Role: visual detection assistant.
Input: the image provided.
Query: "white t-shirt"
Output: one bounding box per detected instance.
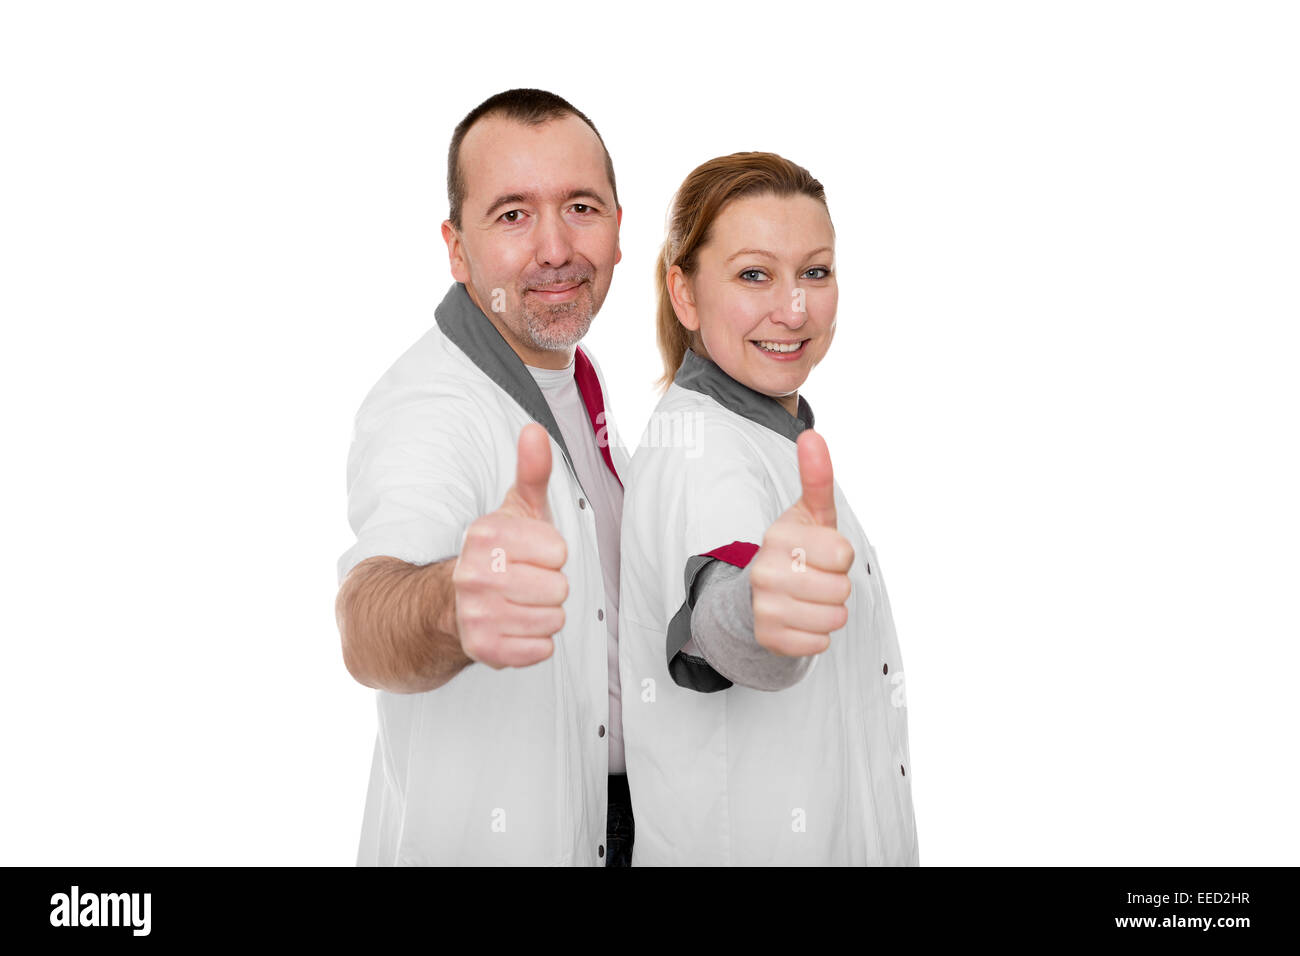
[525,359,626,773]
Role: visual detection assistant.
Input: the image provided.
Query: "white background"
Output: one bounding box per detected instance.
[2,0,1296,865]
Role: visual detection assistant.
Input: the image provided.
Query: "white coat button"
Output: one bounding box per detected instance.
[578,497,587,509]
[598,724,606,738]
[883,662,888,675]
[900,763,906,776]
[598,844,605,858]
[597,608,604,621]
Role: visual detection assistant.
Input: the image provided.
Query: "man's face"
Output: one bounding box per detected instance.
[444,113,622,368]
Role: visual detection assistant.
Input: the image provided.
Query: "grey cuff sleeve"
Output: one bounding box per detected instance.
[688,561,817,692]
[665,554,734,692]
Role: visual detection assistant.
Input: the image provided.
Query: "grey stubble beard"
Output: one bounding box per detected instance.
[520,283,595,351]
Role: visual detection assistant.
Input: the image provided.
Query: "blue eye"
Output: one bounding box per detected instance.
[739,269,767,282]
[805,267,831,279]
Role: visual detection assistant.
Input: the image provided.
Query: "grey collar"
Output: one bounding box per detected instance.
[673,347,815,442]
[434,281,581,487]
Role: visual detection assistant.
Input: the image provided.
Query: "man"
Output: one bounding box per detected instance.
[334,88,632,865]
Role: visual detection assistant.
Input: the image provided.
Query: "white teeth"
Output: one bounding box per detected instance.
[755,340,803,353]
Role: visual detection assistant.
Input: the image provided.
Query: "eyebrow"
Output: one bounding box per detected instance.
[482,188,609,222]
[725,246,834,263]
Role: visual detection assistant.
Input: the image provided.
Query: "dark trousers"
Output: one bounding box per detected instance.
[606,773,634,866]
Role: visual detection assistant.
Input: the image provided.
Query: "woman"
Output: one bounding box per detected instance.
[619,152,919,865]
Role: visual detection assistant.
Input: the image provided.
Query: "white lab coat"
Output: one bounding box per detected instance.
[338,281,628,865]
[619,348,920,865]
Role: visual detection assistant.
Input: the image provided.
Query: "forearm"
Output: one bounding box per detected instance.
[336,555,472,694]
[689,561,816,692]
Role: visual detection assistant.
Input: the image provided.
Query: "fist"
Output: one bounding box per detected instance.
[452,423,569,668]
[749,429,854,657]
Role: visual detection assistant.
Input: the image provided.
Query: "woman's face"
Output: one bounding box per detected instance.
[669,192,837,409]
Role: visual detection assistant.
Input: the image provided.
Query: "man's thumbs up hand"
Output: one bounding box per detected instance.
[452,424,569,669]
[498,422,555,523]
[749,429,855,657]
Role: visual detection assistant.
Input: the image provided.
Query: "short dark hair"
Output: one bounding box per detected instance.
[446,88,619,231]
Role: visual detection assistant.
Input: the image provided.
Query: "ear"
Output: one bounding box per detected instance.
[443,220,469,284]
[614,206,623,266]
[666,264,699,332]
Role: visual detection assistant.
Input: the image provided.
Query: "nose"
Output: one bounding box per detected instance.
[768,277,809,330]
[533,208,575,269]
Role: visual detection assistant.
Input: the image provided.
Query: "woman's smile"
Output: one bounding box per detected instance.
[750,337,810,360]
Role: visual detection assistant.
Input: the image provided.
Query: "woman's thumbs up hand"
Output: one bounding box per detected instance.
[793,427,839,529]
[749,429,854,657]
[452,424,569,669]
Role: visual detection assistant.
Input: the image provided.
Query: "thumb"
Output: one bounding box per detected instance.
[796,429,837,528]
[509,423,553,521]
